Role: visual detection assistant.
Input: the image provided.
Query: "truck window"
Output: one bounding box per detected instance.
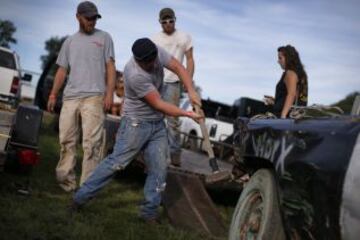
[0,50,16,70]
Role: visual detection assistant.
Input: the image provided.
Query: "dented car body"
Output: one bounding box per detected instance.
[231,116,360,239]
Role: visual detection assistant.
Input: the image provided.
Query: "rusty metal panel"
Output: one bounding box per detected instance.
[171,149,232,176]
[163,171,227,237]
[0,111,14,151]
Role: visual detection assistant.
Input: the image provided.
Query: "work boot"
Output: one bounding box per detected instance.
[140,217,161,225]
[170,152,181,167]
[58,181,76,193]
[146,218,161,225]
[68,201,81,217]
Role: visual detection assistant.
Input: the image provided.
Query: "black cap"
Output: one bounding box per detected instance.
[159,8,175,20]
[77,1,102,18]
[132,38,158,62]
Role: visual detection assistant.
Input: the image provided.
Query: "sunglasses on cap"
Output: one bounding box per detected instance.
[160,18,175,25]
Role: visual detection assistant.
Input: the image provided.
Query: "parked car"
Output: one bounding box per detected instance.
[178,97,267,153]
[0,46,32,108]
[179,98,234,151]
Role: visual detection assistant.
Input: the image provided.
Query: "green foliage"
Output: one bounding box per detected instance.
[0,113,226,240]
[0,19,17,48]
[332,91,359,114]
[40,36,67,75]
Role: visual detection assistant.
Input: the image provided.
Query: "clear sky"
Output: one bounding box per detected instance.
[1,0,359,104]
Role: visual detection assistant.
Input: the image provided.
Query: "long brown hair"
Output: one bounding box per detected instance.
[278,45,308,104]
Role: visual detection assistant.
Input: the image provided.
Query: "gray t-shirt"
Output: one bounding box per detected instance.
[56,29,115,100]
[123,46,172,120]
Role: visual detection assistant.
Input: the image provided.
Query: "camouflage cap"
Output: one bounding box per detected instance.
[159,8,175,20]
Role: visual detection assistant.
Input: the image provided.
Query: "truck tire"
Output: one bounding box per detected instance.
[229,169,285,240]
[184,132,198,151]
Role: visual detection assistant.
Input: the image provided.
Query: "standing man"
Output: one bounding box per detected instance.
[47,1,116,192]
[152,8,195,167]
[72,38,201,223]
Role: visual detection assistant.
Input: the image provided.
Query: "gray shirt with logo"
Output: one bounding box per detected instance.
[123,46,172,121]
[56,29,115,100]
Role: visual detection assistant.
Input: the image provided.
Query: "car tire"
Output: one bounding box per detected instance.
[229,168,286,240]
[184,132,198,151]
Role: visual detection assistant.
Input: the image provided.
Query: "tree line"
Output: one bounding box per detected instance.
[1,19,66,75]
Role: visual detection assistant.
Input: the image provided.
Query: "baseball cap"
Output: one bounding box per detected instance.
[77,1,102,19]
[159,8,175,20]
[132,38,158,62]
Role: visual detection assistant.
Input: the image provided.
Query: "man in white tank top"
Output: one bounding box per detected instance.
[152,8,195,167]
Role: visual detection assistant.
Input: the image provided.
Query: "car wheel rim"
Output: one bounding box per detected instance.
[239,190,263,240]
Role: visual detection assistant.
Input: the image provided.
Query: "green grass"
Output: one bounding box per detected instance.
[0,113,234,240]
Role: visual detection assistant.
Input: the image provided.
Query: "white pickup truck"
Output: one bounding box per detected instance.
[0,47,31,108]
[178,98,233,151]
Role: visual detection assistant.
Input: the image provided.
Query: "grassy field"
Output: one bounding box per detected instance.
[0,113,234,240]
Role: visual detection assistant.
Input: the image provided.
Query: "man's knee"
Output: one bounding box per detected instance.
[155,181,166,193]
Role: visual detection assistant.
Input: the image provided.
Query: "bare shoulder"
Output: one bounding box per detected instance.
[285,70,298,82]
[285,70,297,77]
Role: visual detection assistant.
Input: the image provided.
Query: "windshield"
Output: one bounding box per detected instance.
[0,49,16,70]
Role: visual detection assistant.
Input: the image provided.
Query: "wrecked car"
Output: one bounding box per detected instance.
[228,113,360,240]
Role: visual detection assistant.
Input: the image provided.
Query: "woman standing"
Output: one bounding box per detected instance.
[265,45,308,118]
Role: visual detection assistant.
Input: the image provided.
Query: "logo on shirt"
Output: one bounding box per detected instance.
[92,41,104,47]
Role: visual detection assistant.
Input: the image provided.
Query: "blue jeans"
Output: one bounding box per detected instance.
[162,82,181,156]
[73,116,168,220]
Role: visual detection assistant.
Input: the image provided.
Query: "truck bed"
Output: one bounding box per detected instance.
[169,149,233,177]
[0,110,14,171]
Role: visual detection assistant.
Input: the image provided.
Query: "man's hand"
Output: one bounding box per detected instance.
[47,94,57,113]
[186,111,203,123]
[104,93,113,111]
[47,67,67,113]
[189,104,205,124]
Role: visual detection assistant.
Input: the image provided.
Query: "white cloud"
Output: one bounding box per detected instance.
[0,0,359,105]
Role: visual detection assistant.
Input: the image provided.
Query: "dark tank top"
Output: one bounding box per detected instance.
[273,71,308,116]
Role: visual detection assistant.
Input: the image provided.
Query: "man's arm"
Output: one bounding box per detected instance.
[47,66,68,112]
[166,57,201,106]
[104,59,116,111]
[144,90,201,120]
[185,47,194,79]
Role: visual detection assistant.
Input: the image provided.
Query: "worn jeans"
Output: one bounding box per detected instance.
[56,96,105,192]
[73,116,168,220]
[162,82,181,158]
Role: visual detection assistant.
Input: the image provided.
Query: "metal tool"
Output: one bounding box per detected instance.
[194,105,232,184]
